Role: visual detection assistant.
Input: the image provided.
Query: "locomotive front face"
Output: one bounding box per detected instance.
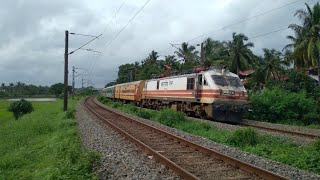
[203,71,249,123]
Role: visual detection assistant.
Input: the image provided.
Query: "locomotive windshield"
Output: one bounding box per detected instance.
[226,76,242,87]
[211,75,228,86]
[211,75,242,87]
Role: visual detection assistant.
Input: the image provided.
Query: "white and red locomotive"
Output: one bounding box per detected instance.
[102,67,249,123]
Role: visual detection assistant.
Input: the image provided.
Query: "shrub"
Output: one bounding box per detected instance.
[227,128,259,147]
[247,88,319,125]
[97,96,110,105]
[126,104,138,112]
[312,139,320,151]
[157,109,186,127]
[65,109,76,119]
[8,99,34,119]
[112,102,122,108]
[136,109,152,119]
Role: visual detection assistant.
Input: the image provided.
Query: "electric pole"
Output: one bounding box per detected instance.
[72,66,75,99]
[82,77,84,88]
[63,31,100,111]
[63,30,69,111]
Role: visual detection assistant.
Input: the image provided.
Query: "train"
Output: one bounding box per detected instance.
[101,67,249,123]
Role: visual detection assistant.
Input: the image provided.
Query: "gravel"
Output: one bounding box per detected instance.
[94,98,320,180]
[76,100,180,180]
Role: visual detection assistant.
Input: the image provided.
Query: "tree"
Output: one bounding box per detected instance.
[226,33,254,75]
[291,2,320,85]
[261,48,286,81]
[8,99,34,119]
[105,81,116,87]
[202,38,229,67]
[50,83,71,97]
[140,50,163,79]
[285,23,308,69]
[174,42,199,63]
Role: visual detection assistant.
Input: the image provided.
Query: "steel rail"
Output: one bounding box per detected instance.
[85,97,287,180]
[84,97,198,179]
[241,123,319,139]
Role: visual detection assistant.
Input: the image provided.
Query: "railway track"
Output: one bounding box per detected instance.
[84,97,287,180]
[241,122,320,139]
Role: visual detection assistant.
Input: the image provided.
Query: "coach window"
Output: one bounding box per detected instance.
[187,78,195,90]
[157,80,160,90]
[198,75,203,85]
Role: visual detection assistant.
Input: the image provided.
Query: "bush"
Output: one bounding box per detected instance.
[8,99,34,119]
[157,109,186,127]
[227,128,259,147]
[136,109,152,119]
[126,104,138,112]
[65,109,76,119]
[112,102,122,108]
[247,88,319,125]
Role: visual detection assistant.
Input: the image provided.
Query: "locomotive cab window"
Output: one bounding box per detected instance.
[187,78,195,90]
[198,75,202,85]
[212,75,228,86]
[226,76,242,87]
[157,80,160,90]
[204,78,208,86]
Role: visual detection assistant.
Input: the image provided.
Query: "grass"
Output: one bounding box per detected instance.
[0,99,98,179]
[97,96,320,175]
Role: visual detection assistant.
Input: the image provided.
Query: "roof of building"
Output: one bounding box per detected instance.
[239,70,255,76]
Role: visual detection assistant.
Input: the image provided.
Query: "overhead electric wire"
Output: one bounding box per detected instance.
[101,0,128,34]
[186,0,306,42]
[88,0,152,81]
[69,0,128,56]
[248,27,290,40]
[80,0,128,84]
[105,0,152,48]
[69,34,102,55]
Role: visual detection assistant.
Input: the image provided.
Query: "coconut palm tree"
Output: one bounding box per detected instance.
[225,32,254,75]
[261,48,286,81]
[291,2,320,85]
[174,42,199,63]
[202,38,229,67]
[285,23,309,69]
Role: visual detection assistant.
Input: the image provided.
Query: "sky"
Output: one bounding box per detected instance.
[0,0,317,88]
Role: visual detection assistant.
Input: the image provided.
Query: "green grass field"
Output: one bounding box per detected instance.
[98,96,320,175]
[0,99,98,179]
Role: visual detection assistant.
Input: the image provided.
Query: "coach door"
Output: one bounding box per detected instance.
[187,77,197,99]
[196,74,203,99]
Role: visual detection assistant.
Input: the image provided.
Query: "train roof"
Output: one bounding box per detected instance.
[146,69,238,81]
[113,80,145,87]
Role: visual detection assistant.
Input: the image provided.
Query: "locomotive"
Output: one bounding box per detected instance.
[101,67,249,123]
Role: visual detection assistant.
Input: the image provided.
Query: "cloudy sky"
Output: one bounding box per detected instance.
[0,0,317,87]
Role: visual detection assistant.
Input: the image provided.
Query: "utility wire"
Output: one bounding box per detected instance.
[80,0,128,85]
[105,0,151,48]
[186,0,306,42]
[88,0,152,82]
[69,34,102,55]
[101,0,128,34]
[249,27,290,40]
[69,0,128,55]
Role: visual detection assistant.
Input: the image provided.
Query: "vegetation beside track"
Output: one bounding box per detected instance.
[98,96,320,175]
[0,99,98,179]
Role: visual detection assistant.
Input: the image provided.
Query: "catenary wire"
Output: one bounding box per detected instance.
[186,0,307,42]
[88,0,152,82]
